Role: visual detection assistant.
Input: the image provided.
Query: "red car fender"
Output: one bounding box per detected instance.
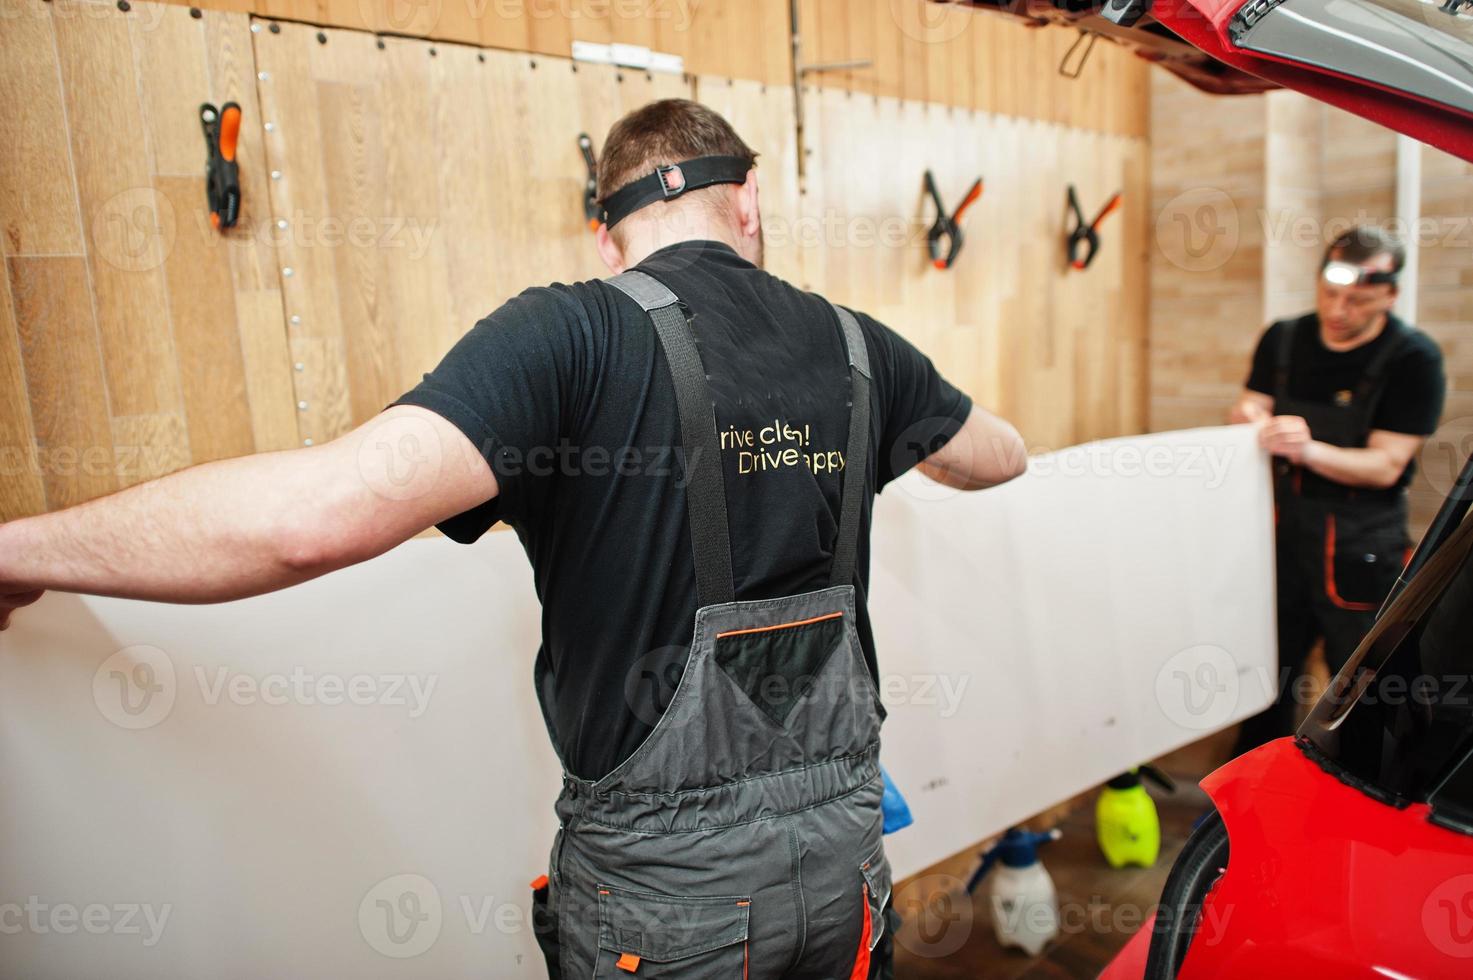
[1100,737,1473,978]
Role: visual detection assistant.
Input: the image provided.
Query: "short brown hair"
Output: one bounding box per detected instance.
[597,99,757,239]
[1324,225,1406,275]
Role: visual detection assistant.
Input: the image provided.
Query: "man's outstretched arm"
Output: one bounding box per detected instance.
[916,403,1027,491]
[0,405,498,627]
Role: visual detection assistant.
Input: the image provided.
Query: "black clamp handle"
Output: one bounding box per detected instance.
[578,133,600,232]
[1066,184,1122,271]
[925,170,984,271]
[200,102,241,230]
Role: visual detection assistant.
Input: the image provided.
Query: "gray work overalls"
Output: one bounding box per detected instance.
[528,270,893,979]
[1235,315,1415,752]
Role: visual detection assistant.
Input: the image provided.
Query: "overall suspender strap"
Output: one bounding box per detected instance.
[605,271,874,605]
[827,302,872,591]
[606,270,736,607]
[1351,320,1412,434]
[1274,318,1298,404]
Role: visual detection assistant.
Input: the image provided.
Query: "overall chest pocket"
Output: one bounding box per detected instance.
[594,884,750,978]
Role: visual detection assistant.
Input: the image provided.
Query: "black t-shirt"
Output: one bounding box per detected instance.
[1245,312,1445,487]
[390,239,973,780]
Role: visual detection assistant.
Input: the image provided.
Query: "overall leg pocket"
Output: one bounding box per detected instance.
[530,874,562,979]
[859,838,893,951]
[847,836,895,979]
[593,884,751,978]
[1323,511,1407,610]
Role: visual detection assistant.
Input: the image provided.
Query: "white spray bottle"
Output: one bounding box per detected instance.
[965,827,1063,956]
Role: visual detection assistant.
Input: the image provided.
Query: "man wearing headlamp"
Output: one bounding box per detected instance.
[1229,226,1446,752]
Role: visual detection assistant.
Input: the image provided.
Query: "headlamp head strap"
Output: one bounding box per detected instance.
[599,155,752,229]
[1321,259,1398,288]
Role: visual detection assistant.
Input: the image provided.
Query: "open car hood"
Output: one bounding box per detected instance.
[952,0,1473,160]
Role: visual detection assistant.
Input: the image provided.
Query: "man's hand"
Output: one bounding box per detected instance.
[1230,390,1273,425]
[0,588,45,631]
[1259,415,1313,463]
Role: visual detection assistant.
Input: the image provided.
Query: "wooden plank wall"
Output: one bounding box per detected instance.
[1,0,1151,521]
[147,0,1149,137]
[251,21,690,444]
[797,0,1150,138]
[801,89,1149,448]
[1149,71,1473,532]
[0,0,298,521]
[1147,71,1268,434]
[1415,145,1473,527]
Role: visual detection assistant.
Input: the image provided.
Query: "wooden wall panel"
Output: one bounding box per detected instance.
[8,257,118,511]
[801,91,1149,449]
[1412,148,1473,529]
[1148,71,1268,433]
[0,0,299,521]
[0,1,83,257]
[692,76,804,288]
[145,0,1145,135]
[799,0,1149,138]
[5,0,1153,530]
[251,21,704,444]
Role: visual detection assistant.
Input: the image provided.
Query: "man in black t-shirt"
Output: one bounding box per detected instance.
[381,100,1027,978]
[0,99,1025,979]
[1229,227,1446,753]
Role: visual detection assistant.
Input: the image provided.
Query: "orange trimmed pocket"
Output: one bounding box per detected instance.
[1323,513,1401,611]
[592,884,750,978]
[713,610,848,727]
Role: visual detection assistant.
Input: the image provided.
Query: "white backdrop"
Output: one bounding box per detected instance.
[0,425,1275,977]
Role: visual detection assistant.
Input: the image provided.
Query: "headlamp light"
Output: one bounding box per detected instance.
[1321,260,1398,288]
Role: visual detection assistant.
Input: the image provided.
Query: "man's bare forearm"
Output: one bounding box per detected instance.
[1302,442,1404,490]
[0,450,317,603]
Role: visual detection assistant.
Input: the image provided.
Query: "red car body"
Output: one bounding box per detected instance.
[1100,738,1473,978]
[1101,450,1473,978]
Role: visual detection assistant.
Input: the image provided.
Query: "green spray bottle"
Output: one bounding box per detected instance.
[1095,765,1177,868]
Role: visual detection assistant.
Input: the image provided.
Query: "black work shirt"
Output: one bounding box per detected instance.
[390,239,973,780]
[1245,312,1446,489]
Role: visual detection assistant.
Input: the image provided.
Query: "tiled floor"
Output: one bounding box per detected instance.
[891,732,1234,979]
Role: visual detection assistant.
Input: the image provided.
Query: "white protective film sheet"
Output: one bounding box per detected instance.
[0,425,1274,976]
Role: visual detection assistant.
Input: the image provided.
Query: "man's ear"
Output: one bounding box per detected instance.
[594,223,625,274]
[736,169,760,238]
